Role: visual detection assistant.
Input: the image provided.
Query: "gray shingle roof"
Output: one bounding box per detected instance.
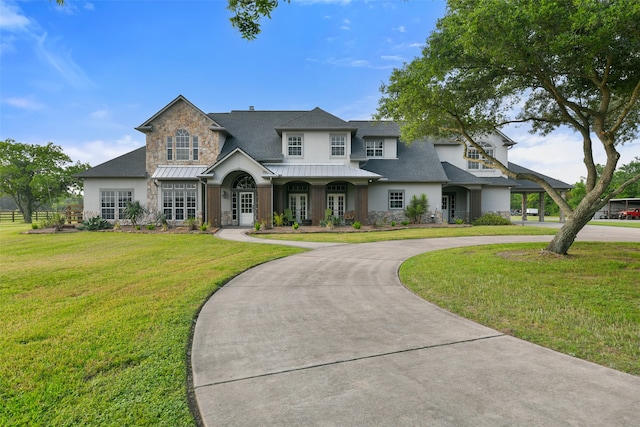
[75,146,146,178]
[508,162,573,191]
[209,110,301,162]
[361,141,448,182]
[440,162,490,185]
[276,107,356,132]
[349,121,400,138]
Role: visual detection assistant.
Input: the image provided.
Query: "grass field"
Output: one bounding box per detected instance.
[252,224,558,243]
[0,224,303,426]
[2,222,638,426]
[401,242,640,376]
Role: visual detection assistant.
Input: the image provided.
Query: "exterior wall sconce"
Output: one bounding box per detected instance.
[223,190,228,198]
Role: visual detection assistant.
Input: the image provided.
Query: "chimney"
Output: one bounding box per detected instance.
[249,106,254,111]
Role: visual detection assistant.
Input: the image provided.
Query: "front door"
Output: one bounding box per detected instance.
[327,194,345,218]
[442,195,450,223]
[239,192,254,226]
[289,194,307,223]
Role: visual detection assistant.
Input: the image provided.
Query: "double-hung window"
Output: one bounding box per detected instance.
[167,129,198,161]
[162,182,197,221]
[330,135,346,157]
[288,135,303,157]
[100,190,132,220]
[467,142,494,170]
[366,140,383,158]
[389,191,404,209]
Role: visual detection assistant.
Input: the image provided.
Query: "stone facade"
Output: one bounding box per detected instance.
[144,99,222,213]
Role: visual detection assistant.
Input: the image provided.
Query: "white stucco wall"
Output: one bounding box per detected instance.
[281,131,351,164]
[368,182,442,213]
[481,186,511,215]
[82,178,148,217]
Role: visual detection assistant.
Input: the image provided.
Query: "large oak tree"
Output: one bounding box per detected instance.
[376,0,640,254]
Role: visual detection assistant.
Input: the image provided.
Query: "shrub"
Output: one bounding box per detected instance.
[292,222,299,230]
[273,212,285,227]
[401,220,410,226]
[352,221,361,229]
[146,224,155,230]
[391,221,396,227]
[78,216,113,231]
[185,217,198,231]
[254,221,261,231]
[472,213,512,226]
[31,223,39,229]
[199,222,209,232]
[404,194,429,224]
[123,201,146,228]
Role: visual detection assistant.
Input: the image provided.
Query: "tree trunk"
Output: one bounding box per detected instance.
[545,210,593,255]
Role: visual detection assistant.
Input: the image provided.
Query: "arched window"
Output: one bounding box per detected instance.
[232,174,256,189]
[166,129,198,161]
[467,142,494,170]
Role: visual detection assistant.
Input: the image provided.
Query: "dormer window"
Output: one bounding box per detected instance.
[167,129,198,161]
[467,142,494,170]
[366,140,383,158]
[330,135,346,157]
[288,135,303,157]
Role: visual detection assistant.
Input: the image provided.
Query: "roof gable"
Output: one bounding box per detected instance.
[135,94,224,133]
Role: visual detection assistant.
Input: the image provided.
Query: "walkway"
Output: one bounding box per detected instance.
[191,225,640,426]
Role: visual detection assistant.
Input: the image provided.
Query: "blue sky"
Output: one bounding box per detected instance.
[1,0,637,184]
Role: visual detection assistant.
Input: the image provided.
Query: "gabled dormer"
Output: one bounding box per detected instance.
[350,121,401,161]
[275,108,358,164]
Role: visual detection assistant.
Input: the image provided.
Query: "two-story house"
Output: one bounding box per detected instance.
[77,95,571,227]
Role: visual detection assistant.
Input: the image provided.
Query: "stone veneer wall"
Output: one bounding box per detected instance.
[144,99,222,215]
[367,210,443,225]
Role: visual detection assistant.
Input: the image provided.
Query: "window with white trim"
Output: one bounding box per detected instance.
[100,190,132,220]
[162,182,197,221]
[330,135,346,157]
[287,135,303,157]
[366,140,383,158]
[167,129,198,161]
[389,191,404,209]
[467,142,494,170]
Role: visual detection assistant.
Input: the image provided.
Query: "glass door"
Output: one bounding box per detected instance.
[327,194,345,218]
[289,194,307,223]
[239,192,254,226]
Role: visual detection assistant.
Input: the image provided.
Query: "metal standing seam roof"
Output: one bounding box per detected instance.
[264,163,381,179]
[151,165,208,179]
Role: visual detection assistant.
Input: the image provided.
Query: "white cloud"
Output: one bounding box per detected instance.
[83,3,95,11]
[0,1,93,87]
[394,25,406,33]
[506,127,640,184]
[90,109,109,119]
[4,96,45,110]
[64,135,143,167]
[0,0,30,32]
[381,55,404,62]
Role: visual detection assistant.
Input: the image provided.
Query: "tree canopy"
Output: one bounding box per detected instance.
[376,0,640,254]
[0,139,90,223]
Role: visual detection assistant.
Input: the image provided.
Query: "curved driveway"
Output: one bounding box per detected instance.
[192,225,640,426]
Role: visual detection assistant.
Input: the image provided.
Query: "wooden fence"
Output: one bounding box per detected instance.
[0,208,83,223]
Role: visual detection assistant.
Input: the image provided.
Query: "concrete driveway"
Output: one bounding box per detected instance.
[191,225,640,426]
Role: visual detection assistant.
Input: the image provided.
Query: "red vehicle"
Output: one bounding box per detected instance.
[619,208,640,220]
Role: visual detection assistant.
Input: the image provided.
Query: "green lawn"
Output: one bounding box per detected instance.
[400,242,640,376]
[0,223,304,426]
[253,224,557,243]
[2,222,638,426]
